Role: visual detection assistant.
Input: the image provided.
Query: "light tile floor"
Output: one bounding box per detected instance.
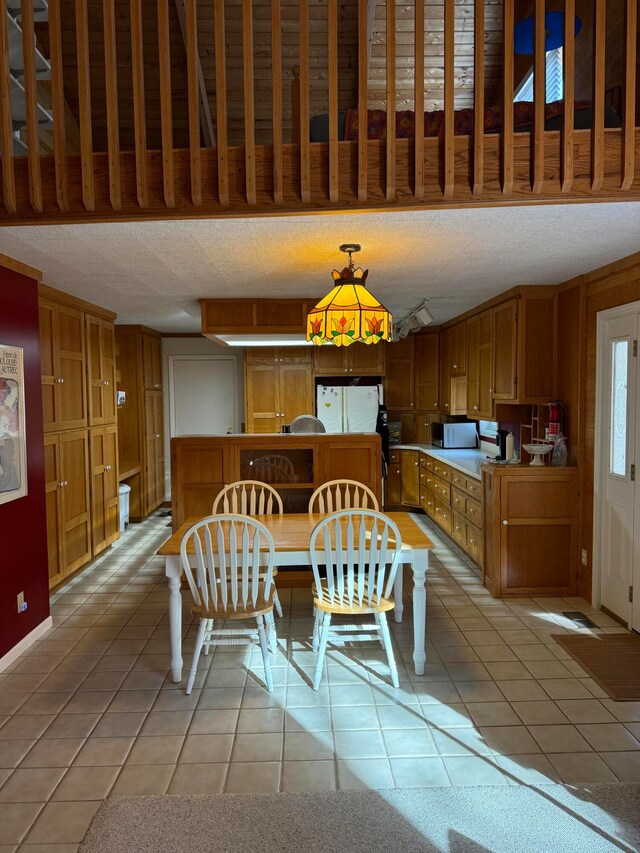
[1,511,639,851]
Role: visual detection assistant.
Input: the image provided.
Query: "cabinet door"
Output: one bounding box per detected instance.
[385,337,415,409]
[492,299,518,401]
[101,321,117,424]
[400,450,420,507]
[388,411,415,444]
[415,334,439,411]
[39,300,58,433]
[245,364,279,433]
[450,322,467,376]
[44,434,64,587]
[385,460,402,506]
[86,314,105,426]
[439,328,451,413]
[143,334,163,389]
[348,342,385,375]
[89,427,108,555]
[152,394,165,507]
[280,346,312,364]
[60,430,91,576]
[313,345,345,375]
[279,364,313,426]
[144,390,164,512]
[246,347,276,364]
[57,305,87,430]
[466,315,480,415]
[414,413,438,444]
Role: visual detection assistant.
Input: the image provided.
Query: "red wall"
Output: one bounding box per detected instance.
[0,266,49,659]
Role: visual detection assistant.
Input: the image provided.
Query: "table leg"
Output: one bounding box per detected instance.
[166,556,183,683]
[393,564,404,623]
[412,551,428,676]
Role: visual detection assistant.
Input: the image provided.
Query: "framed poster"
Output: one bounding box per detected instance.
[0,344,27,505]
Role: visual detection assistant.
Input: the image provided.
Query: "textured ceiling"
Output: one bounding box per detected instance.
[2,203,639,333]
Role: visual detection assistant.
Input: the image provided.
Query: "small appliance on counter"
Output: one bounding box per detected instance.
[495,429,515,461]
[431,421,478,449]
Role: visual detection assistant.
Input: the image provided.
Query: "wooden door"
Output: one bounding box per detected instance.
[439,327,451,413]
[348,342,385,375]
[493,299,518,401]
[152,394,165,507]
[39,299,59,433]
[279,364,313,426]
[57,305,87,430]
[313,345,345,375]
[143,334,163,389]
[245,364,279,433]
[86,314,105,425]
[59,429,91,576]
[415,334,439,411]
[44,434,64,587]
[101,321,117,424]
[400,450,420,506]
[385,337,415,409]
[450,322,467,376]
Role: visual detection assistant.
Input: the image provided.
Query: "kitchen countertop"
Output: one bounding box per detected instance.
[394,444,498,481]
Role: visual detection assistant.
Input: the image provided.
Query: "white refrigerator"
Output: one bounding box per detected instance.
[316,384,382,433]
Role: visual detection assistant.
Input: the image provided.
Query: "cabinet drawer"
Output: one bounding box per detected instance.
[465,478,482,500]
[465,495,482,525]
[433,496,452,534]
[424,456,435,473]
[452,510,466,548]
[431,474,451,503]
[451,471,467,491]
[420,455,430,471]
[451,487,466,514]
[466,522,483,567]
[432,461,452,482]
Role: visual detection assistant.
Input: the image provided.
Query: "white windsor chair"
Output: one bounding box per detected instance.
[309,509,402,690]
[180,514,277,694]
[308,479,379,513]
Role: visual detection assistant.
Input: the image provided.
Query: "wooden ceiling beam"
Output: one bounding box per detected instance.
[174,0,215,148]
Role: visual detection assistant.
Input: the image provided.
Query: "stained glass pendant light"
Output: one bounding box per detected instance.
[306,244,392,347]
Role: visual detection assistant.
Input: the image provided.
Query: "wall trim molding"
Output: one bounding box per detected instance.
[0,616,53,673]
[0,252,42,281]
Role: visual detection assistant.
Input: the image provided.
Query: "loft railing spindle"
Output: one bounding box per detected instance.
[443,0,455,198]
[76,0,94,210]
[299,0,310,203]
[214,0,229,206]
[591,0,606,191]
[242,0,256,204]
[22,0,42,212]
[357,0,368,202]
[473,0,484,195]
[185,0,202,205]
[157,0,175,207]
[561,0,575,192]
[328,0,339,202]
[0,0,15,213]
[271,0,283,203]
[532,0,545,193]
[502,0,514,194]
[414,0,424,200]
[48,0,67,211]
[386,0,396,201]
[103,0,121,210]
[622,0,637,190]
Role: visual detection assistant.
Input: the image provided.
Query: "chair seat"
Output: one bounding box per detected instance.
[312,581,395,615]
[193,585,276,620]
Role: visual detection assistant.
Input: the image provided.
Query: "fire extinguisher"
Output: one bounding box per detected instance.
[546,401,563,440]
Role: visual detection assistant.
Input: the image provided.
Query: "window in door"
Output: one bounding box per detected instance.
[609,339,628,478]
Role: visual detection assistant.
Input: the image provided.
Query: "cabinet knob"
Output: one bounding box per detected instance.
[58,481,64,488]
[469,538,476,545]
[434,403,438,408]
[414,461,418,466]
[502,520,508,526]
[453,363,458,369]
[103,380,110,386]
[155,433,161,438]
[58,377,64,384]
[64,480,68,486]
[396,469,400,474]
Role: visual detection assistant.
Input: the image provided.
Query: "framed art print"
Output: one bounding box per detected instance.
[0,344,28,505]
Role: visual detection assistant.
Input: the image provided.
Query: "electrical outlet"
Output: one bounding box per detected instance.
[16,591,27,614]
[581,549,588,567]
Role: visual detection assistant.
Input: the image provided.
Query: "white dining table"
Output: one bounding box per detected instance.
[158,511,434,683]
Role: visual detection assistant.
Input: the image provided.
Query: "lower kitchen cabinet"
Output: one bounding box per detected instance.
[144,390,165,513]
[90,425,119,556]
[483,466,578,597]
[44,430,92,587]
[400,450,420,507]
[245,362,313,433]
[385,450,402,506]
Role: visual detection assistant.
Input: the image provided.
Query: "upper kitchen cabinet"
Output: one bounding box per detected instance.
[245,362,313,433]
[248,347,312,365]
[449,322,467,376]
[492,291,557,405]
[39,298,87,433]
[438,328,451,414]
[142,333,163,389]
[86,315,117,426]
[467,309,493,419]
[415,334,439,412]
[313,342,385,376]
[385,337,415,409]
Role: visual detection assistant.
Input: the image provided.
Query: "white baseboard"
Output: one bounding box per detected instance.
[0,615,53,673]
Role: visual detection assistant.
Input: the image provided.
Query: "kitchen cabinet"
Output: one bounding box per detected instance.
[142,333,163,389]
[438,327,451,413]
[400,450,420,507]
[492,299,518,402]
[385,337,415,409]
[144,390,165,513]
[385,449,402,506]
[415,334,439,411]
[245,362,313,433]
[248,347,312,365]
[89,425,119,556]
[313,342,385,376]
[116,326,166,519]
[43,430,92,587]
[467,309,493,419]
[414,412,439,445]
[449,322,467,376]
[86,315,117,426]
[39,299,87,433]
[483,465,578,597]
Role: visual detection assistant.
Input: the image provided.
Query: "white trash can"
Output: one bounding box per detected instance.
[119,484,131,533]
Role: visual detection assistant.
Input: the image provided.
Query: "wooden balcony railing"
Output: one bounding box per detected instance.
[0,0,638,225]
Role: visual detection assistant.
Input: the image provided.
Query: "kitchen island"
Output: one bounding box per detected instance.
[170,433,382,532]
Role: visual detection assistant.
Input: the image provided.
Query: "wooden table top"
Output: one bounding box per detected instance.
[158,512,434,556]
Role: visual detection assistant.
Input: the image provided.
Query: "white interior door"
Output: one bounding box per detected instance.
[597,308,639,630]
[169,356,238,437]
